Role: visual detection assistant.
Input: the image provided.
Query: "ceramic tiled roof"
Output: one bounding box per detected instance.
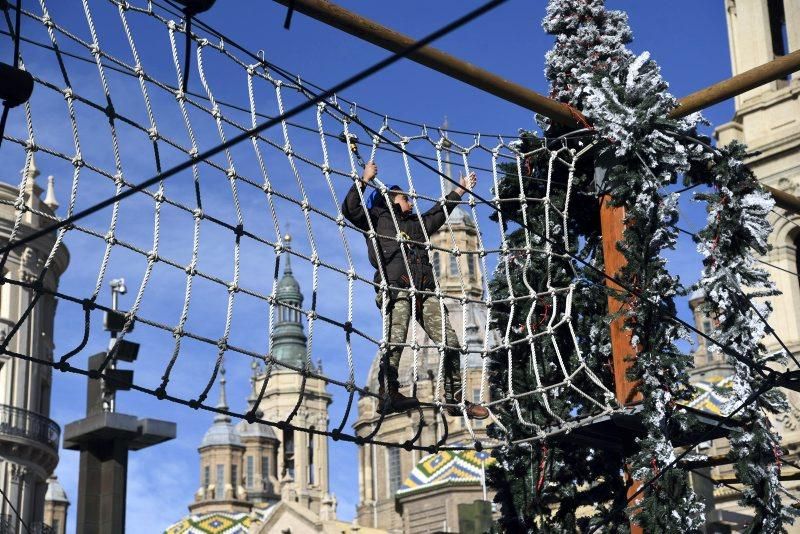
[164,512,252,534]
[397,448,494,497]
[687,374,734,416]
[164,507,274,534]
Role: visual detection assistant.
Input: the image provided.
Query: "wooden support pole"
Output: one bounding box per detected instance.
[599,197,641,406]
[599,195,644,534]
[270,0,585,127]
[670,49,800,119]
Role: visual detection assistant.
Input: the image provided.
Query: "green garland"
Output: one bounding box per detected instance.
[694,142,798,532]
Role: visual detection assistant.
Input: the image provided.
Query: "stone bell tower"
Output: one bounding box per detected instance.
[0,156,69,532]
[715,0,800,360]
[255,235,335,519]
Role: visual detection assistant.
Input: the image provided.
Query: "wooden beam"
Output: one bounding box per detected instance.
[670,49,800,118]
[274,0,800,215]
[272,0,800,127]
[765,185,800,214]
[270,0,586,127]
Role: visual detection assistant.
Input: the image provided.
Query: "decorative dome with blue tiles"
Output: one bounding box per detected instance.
[396,447,494,497]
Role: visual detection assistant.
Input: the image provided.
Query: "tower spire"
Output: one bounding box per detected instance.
[44,175,59,210]
[214,366,230,422]
[247,360,263,416]
[283,233,292,275]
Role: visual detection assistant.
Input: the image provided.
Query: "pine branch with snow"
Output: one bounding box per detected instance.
[694,141,798,533]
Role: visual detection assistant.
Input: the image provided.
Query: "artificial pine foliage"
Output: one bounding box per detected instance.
[487,0,717,531]
[694,142,798,533]
[485,134,626,533]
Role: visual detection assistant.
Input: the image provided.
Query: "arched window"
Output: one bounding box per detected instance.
[449,255,458,276]
[262,455,271,491]
[215,464,224,499]
[432,252,440,277]
[768,0,787,58]
[308,428,315,485]
[284,429,295,478]
[388,448,402,495]
[246,456,254,488]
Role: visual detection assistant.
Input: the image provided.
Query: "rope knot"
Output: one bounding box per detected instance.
[227,282,238,293]
[217,338,228,351]
[147,127,159,141]
[71,155,84,168]
[172,326,184,338]
[104,231,116,245]
[147,250,159,263]
[192,208,203,220]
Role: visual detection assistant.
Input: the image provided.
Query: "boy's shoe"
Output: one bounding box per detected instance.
[445,398,490,420]
[377,389,420,415]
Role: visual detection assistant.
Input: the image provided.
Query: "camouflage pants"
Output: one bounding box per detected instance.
[376,290,462,401]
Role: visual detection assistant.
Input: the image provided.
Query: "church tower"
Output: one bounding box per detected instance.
[715,0,800,359]
[256,235,335,518]
[191,367,251,515]
[0,157,69,532]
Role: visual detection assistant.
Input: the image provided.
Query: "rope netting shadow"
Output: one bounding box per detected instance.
[0,0,624,451]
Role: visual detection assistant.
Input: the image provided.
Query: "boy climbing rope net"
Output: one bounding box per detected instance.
[342,161,489,419]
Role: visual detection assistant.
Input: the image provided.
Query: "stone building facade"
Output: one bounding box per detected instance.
[687,0,800,530]
[0,157,70,533]
[354,156,497,533]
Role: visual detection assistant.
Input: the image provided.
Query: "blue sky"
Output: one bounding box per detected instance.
[0,1,740,531]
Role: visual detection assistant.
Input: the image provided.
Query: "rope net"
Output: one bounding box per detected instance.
[0,0,621,451]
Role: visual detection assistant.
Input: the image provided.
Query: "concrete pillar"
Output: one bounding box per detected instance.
[76,438,129,534]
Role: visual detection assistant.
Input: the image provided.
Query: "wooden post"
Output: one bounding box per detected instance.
[599,195,644,534]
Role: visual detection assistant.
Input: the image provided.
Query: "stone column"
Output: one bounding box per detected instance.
[784,0,800,80]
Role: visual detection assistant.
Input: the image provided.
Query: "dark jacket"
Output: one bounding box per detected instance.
[342,182,461,292]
